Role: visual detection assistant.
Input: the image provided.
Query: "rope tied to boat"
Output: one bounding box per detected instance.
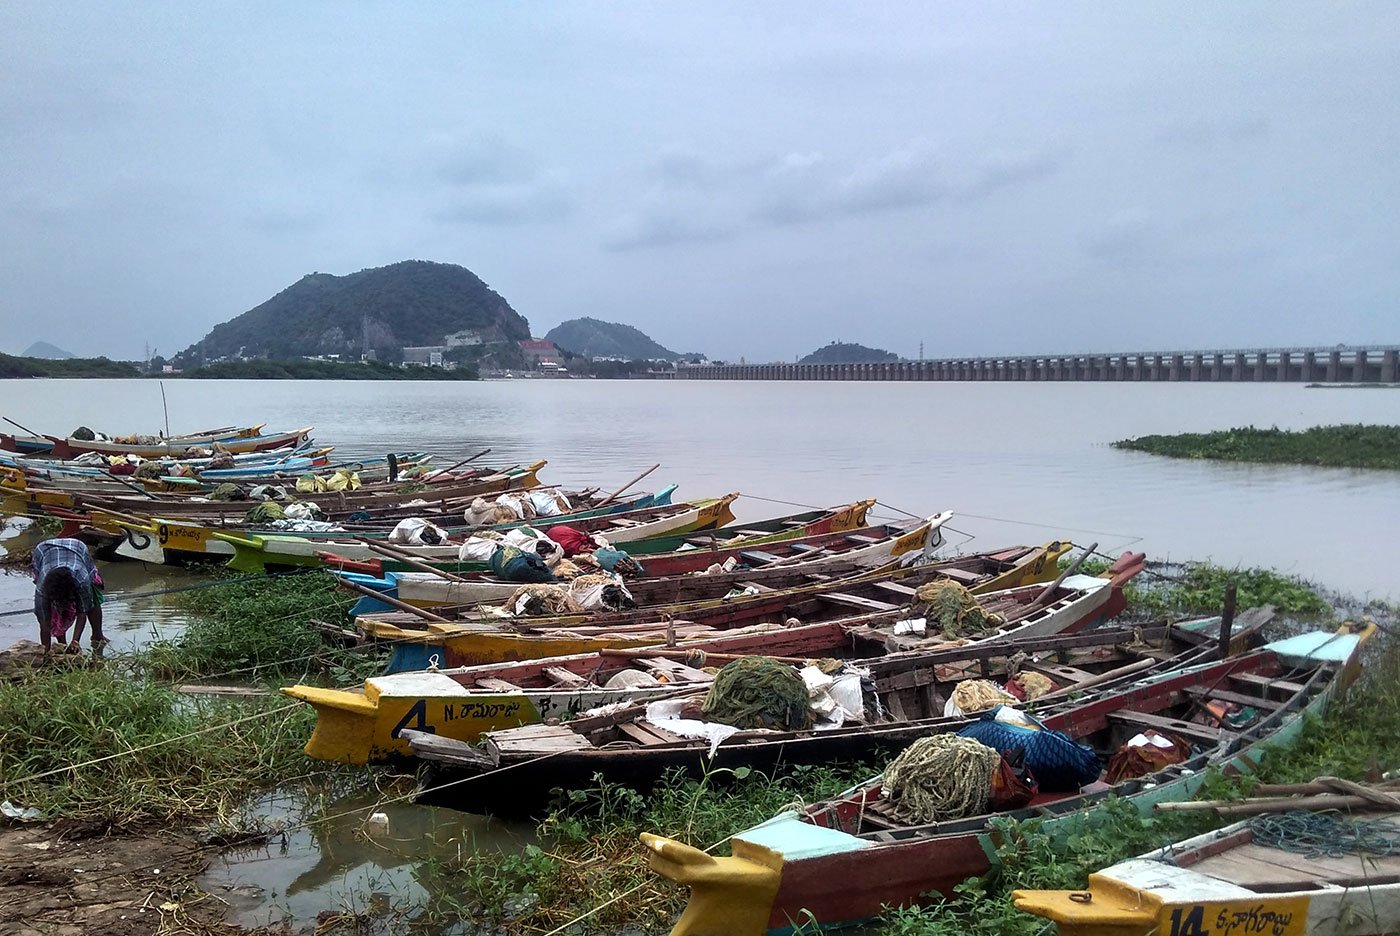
[1250,809,1400,859]
[911,580,1002,638]
[701,656,813,730]
[882,734,1000,823]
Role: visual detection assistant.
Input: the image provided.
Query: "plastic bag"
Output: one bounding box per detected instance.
[387,518,448,546]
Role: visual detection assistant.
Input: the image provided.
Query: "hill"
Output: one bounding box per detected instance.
[799,342,900,364]
[21,341,75,359]
[176,260,531,364]
[545,318,683,361]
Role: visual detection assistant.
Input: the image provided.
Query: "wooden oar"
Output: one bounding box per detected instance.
[596,464,660,507]
[338,578,450,623]
[102,470,159,499]
[354,538,472,584]
[435,448,493,477]
[1029,655,1157,704]
[2,415,45,439]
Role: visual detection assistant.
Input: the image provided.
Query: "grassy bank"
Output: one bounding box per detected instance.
[1112,424,1400,470]
[1068,555,1332,618]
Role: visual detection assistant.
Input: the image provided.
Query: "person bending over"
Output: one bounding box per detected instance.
[32,537,105,657]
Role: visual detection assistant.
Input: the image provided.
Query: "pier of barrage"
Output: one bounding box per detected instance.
[675,346,1400,383]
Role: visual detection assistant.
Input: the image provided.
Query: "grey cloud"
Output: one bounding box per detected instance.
[964,149,1067,199]
[1156,116,1272,147]
[1081,211,1161,263]
[602,207,735,251]
[433,177,574,226]
[433,137,536,187]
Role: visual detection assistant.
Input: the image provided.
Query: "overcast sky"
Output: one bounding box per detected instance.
[2,3,1396,362]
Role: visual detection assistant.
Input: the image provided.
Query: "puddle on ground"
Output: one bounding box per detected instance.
[1,518,202,653]
[200,785,535,932]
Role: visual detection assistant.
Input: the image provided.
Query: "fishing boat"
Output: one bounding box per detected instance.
[365,537,1121,674]
[321,500,884,576]
[1014,806,1400,935]
[340,510,967,616]
[402,563,1159,808]
[290,606,1269,766]
[637,624,1373,936]
[43,425,313,460]
[87,486,693,567]
[0,422,266,455]
[216,494,738,572]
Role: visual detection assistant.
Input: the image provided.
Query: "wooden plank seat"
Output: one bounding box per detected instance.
[638,657,713,683]
[618,722,687,745]
[1106,709,1224,744]
[542,667,590,687]
[1228,673,1306,699]
[843,534,883,545]
[474,677,523,691]
[872,581,919,597]
[484,723,592,756]
[739,549,784,565]
[936,567,984,586]
[788,543,824,552]
[1183,686,1283,710]
[820,592,901,613]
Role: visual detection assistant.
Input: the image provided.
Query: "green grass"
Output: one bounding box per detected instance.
[1067,555,1331,618]
[145,570,368,682]
[1113,424,1400,470]
[0,663,316,823]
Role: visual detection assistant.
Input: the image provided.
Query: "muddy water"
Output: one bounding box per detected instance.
[200,786,532,931]
[0,519,199,653]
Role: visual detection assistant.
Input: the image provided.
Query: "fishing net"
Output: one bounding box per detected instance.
[1012,671,1055,700]
[881,735,1000,823]
[701,656,813,731]
[209,483,245,502]
[134,461,165,480]
[949,679,1016,715]
[245,502,285,523]
[506,583,582,616]
[912,580,1002,638]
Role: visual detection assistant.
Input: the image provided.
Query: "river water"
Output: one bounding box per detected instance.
[2,377,1397,930]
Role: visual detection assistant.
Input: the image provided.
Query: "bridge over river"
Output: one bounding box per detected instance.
[674,346,1400,383]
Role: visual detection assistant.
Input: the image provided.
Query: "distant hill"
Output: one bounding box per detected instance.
[799,342,900,364]
[176,260,531,363]
[21,341,74,359]
[545,317,685,361]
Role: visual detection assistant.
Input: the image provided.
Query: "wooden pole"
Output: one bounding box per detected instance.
[338,578,451,623]
[1030,656,1158,703]
[102,470,159,499]
[597,463,660,507]
[356,538,472,583]
[1028,542,1097,608]
[2,415,45,438]
[434,448,492,477]
[1219,582,1238,659]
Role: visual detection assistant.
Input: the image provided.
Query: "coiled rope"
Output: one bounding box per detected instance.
[881,734,1001,823]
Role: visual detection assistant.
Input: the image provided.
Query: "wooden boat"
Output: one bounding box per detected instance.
[47,460,551,522]
[44,425,312,459]
[340,511,965,616]
[403,564,1161,808]
[367,538,1122,674]
[1014,807,1400,935]
[321,500,884,576]
[636,624,1374,936]
[290,608,1269,766]
[218,494,737,573]
[0,422,264,455]
[89,487,703,567]
[620,500,878,557]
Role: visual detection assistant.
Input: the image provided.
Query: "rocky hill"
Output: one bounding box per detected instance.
[545,318,683,361]
[176,260,531,363]
[799,342,900,364]
[21,341,75,359]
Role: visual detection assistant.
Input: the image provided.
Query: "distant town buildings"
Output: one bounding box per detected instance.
[518,339,560,366]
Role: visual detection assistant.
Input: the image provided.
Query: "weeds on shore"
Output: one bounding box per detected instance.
[0,661,317,823]
[1067,555,1331,618]
[1113,423,1400,471]
[146,570,369,681]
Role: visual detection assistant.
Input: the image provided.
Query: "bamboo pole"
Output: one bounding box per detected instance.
[356,538,472,583]
[597,464,660,507]
[338,578,451,623]
[1027,542,1097,609]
